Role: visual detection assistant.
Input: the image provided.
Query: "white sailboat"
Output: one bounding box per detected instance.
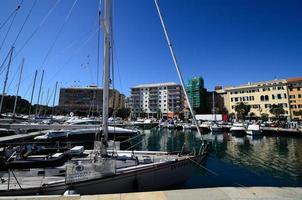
[0,0,208,196]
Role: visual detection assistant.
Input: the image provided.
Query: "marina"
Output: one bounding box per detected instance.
[0,0,301,198]
[1,127,302,192]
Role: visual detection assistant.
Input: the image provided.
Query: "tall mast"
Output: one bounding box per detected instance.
[35,69,44,115]
[0,47,14,114]
[154,0,202,137]
[29,70,38,116]
[102,0,112,142]
[212,92,216,121]
[52,81,58,115]
[13,58,25,116]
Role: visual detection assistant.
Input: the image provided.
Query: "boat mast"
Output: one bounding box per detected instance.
[35,69,44,115]
[13,58,25,117]
[52,81,58,115]
[102,0,112,142]
[0,47,14,114]
[29,70,37,116]
[154,0,202,136]
[212,92,216,122]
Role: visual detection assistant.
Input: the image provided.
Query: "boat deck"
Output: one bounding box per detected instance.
[0,151,189,191]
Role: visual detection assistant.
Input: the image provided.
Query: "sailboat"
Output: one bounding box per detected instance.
[210,92,223,133]
[0,0,208,195]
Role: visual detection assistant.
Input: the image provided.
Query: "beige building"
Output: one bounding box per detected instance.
[287,77,302,120]
[219,79,290,119]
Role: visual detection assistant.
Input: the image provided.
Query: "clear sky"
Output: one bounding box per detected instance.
[0,0,301,105]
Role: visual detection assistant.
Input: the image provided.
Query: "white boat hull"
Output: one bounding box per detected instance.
[246,130,262,136]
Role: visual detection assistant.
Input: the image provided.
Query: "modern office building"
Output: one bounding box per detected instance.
[59,86,125,115]
[130,82,184,118]
[218,79,291,119]
[287,77,302,120]
[186,77,206,114]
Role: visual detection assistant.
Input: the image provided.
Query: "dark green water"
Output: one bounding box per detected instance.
[132,128,302,188]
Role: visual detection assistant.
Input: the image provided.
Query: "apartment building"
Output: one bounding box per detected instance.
[130,82,183,118]
[287,77,302,120]
[221,79,290,119]
[59,86,125,115]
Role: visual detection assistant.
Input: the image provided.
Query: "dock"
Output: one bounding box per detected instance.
[262,127,302,137]
[0,187,301,199]
[0,124,101,131]
[0,130,47,144]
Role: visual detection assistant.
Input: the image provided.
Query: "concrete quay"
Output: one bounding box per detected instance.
[1,187,302,200]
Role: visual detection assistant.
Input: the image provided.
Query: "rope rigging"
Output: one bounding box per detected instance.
[0,1,23,52]
[0,3,21,31]
[36,0,79,73]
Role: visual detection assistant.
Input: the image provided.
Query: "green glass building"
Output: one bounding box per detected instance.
[186,77,205,113]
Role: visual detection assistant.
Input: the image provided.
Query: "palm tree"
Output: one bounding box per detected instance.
[234,102,251,121]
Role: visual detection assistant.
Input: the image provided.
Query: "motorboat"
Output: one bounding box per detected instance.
[210,123,223,133]
[246,124,262,136]
[130,118,158,129]
[230,123,247,137]
[34,127,139,141]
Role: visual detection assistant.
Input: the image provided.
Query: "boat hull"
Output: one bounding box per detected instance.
[246,130,262,136]
[0,150,208,196]
[231,130,246,137]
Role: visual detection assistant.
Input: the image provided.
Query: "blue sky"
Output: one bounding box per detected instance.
[0,0,301,105]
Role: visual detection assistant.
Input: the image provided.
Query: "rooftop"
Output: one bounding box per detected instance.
[224,79,287,90]
[287,77,302,83]
[132,82,178,89]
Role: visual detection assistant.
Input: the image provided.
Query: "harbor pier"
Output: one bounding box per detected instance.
[0,187,301,200]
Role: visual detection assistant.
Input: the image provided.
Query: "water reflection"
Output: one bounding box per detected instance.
[134,128,302,187]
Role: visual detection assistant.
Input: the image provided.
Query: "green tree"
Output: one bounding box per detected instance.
[293,110,302,119]
[260,113,269,122]
[269,104,285,120]
[234,102,251,120]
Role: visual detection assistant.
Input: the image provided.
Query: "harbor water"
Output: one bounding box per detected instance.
[132,128,302,188]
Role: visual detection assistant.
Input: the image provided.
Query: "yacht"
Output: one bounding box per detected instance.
[210,123,223,133]
[230,123,247,137]
[246,124,262,136]
[34,127,139,141]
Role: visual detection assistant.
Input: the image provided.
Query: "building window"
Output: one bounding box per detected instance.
[260,95,264,101]
[298,94,302,98]
[284,94,287,99]
[265,104,271,108]
[235,97,238,102]
[298,88,301,91]
[277,94,282,99]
